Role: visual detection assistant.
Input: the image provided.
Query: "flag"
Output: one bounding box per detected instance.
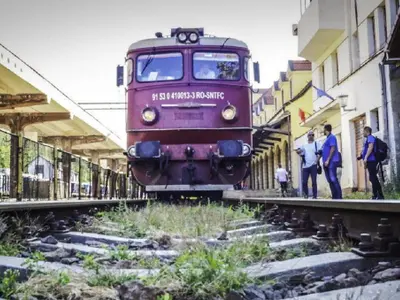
[299,108,306,122]
[312,85,335,101]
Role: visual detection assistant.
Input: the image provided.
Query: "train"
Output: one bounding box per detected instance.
[119,28,260,200]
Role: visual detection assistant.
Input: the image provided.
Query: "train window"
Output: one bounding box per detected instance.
[126,58,133,85]
[193,52,240,81]
[244,57,249,81]
[136,52,183,82]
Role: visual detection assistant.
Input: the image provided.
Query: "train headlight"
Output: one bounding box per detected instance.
[242,144,251,156]
[221,105,237,121]
[141,107,158,124]
[188,32,199,43]
[177,32,187,43]
[127,146,136,158]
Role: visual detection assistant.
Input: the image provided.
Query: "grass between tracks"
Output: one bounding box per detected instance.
[82,200,261,239]
[16,235,307,300]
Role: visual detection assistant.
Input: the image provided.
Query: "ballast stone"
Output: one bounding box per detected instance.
[284,280,400,300]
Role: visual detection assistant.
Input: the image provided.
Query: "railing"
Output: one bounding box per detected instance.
[0,129,141,201]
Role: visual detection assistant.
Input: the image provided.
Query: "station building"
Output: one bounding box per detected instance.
[251,60,312,194]
[293,0,400,195]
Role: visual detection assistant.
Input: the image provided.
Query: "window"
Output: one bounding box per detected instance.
[332,52,339,85]
[368,15,376,56]
[136,52,183,82]
[371,108,380,132]
[274,97,277,111]
[193,52,240,81]
[320,64,325,90]
[35,165,44,175]
[352,31,360,69]
[244,57,249,81]
[125,58,133,84]
[281,90,285,107]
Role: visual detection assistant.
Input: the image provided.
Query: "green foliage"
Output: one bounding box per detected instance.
[56,271,71,286]
[0,132,11,168]
[0,243,20,256]
[0,269,20,299]
[77,253,101,274]
[143,237,272,299]
[89,201,258,238]
[87,272,138,288]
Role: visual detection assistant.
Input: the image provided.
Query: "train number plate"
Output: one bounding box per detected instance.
[174,112,204,120]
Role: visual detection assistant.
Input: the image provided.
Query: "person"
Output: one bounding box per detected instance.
[275,164,289,197]
[296,130,321,199]
[360,126,384,199]
[321,124,342,199]
[196,63,216,79]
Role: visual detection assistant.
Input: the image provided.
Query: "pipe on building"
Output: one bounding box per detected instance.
[346,0,354,72]
[379,62,390,144]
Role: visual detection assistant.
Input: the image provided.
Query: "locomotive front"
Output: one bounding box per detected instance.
[122,28,260,198]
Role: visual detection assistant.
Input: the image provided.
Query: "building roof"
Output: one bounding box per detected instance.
[273,81,280,91]
[128,37,248,52]
[288,60,312,71]
[253,87,273,105]
[280,72,288,82]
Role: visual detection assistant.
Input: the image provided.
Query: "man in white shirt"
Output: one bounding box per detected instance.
[296,130,322,199]
[275,164,288,197]
[196,64,216,79]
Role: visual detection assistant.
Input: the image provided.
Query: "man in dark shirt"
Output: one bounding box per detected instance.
[361,126,384,199]
[321,124,342,199]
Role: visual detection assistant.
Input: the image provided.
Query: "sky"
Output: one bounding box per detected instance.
[0,0,301,140]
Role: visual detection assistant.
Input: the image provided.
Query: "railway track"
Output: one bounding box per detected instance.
[0,193,398,299]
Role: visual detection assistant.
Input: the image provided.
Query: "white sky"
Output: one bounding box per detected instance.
[0,0,301,139]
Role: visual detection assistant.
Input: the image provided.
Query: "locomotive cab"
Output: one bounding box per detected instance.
[119,28,260,199]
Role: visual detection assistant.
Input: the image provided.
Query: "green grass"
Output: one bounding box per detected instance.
[85,201,258,239]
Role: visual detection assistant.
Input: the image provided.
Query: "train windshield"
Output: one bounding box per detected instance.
[193,52,240,81]
[136,52,183,82]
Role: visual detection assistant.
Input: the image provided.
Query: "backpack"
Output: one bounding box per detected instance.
[374,136,388,162]
[337,151,342,168]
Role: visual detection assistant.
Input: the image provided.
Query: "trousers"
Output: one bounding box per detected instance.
[324,162,342,199]
[302,164,317,198]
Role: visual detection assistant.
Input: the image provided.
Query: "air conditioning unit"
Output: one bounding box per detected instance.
[292,24,298,36]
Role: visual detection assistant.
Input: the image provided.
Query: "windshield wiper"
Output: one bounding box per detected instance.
[141,54,155,75]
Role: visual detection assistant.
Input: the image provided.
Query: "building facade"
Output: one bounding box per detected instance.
[295,0,400,195]
[251,60,312,194]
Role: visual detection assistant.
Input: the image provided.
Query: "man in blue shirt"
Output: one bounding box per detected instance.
[321,124,342,199]
[361,126,384,199]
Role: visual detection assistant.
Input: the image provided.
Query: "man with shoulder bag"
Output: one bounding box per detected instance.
[296,131,322,199]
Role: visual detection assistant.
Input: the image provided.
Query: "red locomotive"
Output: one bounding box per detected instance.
[119,28,260,200]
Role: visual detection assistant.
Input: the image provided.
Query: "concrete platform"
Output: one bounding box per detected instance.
[286,280,400,300]
[222,194,400,213]
[0,198,147,211]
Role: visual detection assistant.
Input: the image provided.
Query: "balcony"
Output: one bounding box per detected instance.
[297,0,345,61]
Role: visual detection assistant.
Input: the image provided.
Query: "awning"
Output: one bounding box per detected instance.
[385,7,400,62]
[300,100,340,128]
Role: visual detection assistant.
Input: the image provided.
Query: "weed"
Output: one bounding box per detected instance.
[22,251,46,275]
[108,245,134,261]
[0,269,20,299]
[77,253,101,274]
[143,237,273,298]
[87,272,138,288]
[89,201,257,238]
[0,243,20,256]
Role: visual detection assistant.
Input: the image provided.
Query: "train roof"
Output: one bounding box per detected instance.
[128,36,249,52]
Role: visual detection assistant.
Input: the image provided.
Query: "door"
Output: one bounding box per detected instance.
[354,116,368,191]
